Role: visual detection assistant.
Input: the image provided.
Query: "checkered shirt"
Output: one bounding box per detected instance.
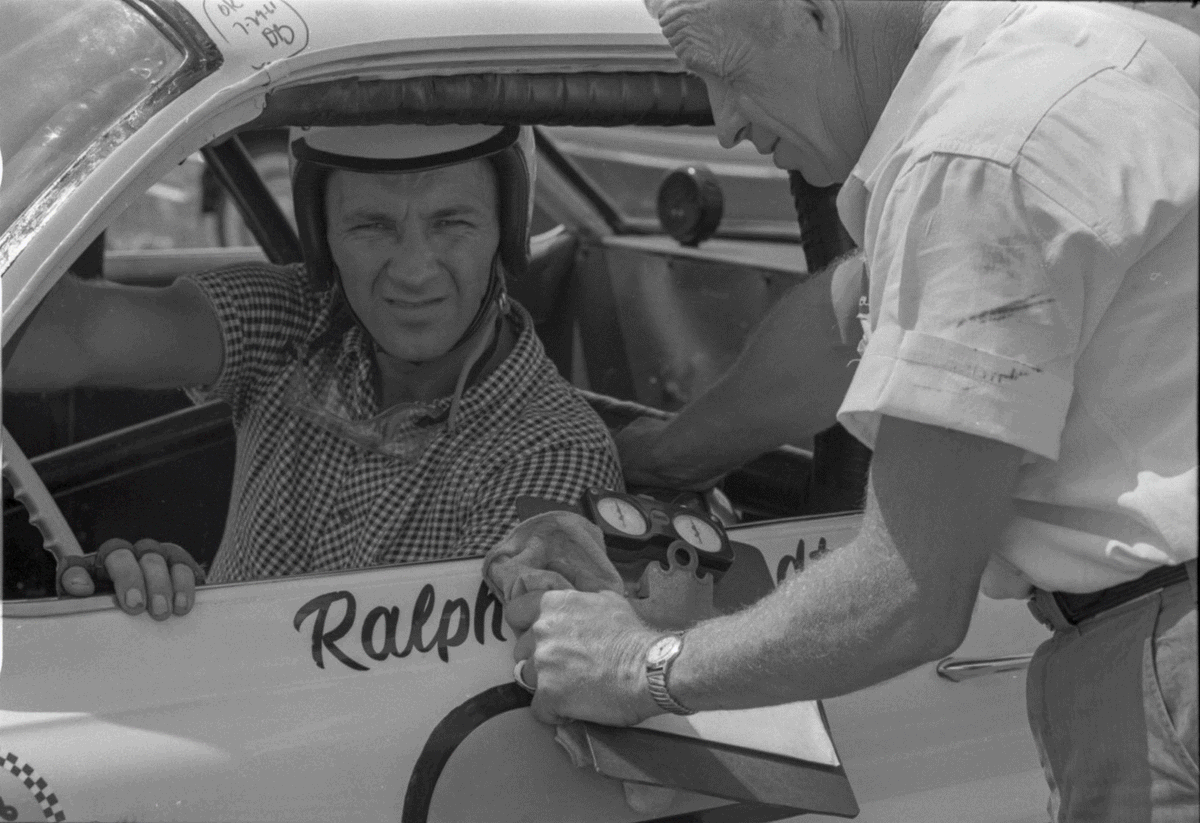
[185,263,623,584]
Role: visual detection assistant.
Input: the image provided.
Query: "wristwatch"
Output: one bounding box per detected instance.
[645,633,695,716]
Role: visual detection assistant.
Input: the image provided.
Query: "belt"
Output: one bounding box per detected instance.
[1047,560,1196,626]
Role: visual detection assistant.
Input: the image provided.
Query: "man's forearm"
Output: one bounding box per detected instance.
[3,275,92,390]
[641,265,859,481]
[660,417,1020,711]
[4,276,223,392]
[666,510,950,710]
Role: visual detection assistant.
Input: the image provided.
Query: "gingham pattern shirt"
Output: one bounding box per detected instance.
[185,263,622,584]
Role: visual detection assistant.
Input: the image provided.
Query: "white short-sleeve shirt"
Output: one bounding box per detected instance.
[835,2,1198,596]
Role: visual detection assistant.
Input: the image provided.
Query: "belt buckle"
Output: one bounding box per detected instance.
[1028,588,1075,632]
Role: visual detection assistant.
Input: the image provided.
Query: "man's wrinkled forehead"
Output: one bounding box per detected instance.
[644,0,785,76]
[328,159,497,213]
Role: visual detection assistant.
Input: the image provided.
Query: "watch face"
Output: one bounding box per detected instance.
[648,634,682,666]
[672,513,722,553]
[596,496,648,536]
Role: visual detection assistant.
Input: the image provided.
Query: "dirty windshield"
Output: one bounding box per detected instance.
[0,0,184,240]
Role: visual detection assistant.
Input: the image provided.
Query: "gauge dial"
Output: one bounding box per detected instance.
[672,513,722,553]
[596,497,648,536]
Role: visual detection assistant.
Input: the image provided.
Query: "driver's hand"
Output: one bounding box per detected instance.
[58,538,203,619]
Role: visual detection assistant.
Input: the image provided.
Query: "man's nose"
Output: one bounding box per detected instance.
[382,227,438,286]
[705,79,750,149]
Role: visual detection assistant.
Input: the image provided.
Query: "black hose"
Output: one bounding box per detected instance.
[788,173,856,274]
[788,172,872,514]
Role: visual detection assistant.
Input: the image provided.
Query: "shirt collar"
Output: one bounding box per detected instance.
[331,300,542,424]
[837,1,1015,243]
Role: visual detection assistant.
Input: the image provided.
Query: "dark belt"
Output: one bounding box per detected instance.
[1050,561,1195,626]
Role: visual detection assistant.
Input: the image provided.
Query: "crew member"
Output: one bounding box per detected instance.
[507,3,1198,819]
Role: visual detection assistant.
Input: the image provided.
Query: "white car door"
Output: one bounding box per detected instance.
[3,556,746,822]
[729,515,1052,823]
[2,533,860,823]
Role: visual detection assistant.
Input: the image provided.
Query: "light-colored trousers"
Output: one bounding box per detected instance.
[1026,571,1198,822]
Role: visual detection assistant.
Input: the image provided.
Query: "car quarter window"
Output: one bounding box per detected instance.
[542,125,797,239]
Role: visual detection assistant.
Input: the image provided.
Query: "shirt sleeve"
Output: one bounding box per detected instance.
[451,438,625,560]
[838,153,1095,460]
[184,263,321,421]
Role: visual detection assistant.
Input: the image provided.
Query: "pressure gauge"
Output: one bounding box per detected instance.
[596,496,649,536]
[672,513,723,553]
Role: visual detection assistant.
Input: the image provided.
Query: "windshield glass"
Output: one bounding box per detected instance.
[0,0,185,237]
[542,125,799,239]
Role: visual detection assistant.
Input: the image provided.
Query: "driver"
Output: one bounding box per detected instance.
[4,123,622,618]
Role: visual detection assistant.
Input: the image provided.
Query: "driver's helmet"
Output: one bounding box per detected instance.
[288,123,536,349]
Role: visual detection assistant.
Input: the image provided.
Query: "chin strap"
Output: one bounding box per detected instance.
[446,257,506,351]
[446,302,504,432]
[440,257,511,431]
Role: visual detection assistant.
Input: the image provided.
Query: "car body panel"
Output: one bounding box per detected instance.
[2,518,868,822]
[577,236,814,410]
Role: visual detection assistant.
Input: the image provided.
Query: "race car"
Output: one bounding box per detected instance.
[2,1,1056,821]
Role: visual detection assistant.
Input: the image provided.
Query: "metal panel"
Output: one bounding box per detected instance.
[577,242,804,411]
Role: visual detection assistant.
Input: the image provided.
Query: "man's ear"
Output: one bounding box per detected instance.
[801,0,843,51]
[643,0,668,19]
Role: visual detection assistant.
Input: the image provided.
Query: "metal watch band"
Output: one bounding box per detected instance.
[646,634,696,716]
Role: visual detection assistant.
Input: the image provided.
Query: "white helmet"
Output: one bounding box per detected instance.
[289,122,536,284]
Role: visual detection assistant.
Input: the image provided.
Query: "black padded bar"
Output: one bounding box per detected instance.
[201,136,304,264]
[254,73,714,129]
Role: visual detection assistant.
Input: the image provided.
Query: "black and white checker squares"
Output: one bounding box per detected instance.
[186,264,623,583]
[2,752,65,822]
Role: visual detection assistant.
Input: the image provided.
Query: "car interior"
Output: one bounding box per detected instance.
[2,71,871,600]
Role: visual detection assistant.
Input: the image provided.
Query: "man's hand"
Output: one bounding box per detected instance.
[615,417,725,491]
[508,588,663,727]
[59,538,201,620]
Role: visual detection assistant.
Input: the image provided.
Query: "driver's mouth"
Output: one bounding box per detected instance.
[385,296,444,311]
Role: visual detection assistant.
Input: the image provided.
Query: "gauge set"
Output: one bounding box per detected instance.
[582,488,734,577]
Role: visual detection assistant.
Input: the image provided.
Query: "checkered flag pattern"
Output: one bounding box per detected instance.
[186,265,623,583]
[2,753,65,822]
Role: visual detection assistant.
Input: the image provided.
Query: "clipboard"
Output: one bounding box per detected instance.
[560,701,858,818]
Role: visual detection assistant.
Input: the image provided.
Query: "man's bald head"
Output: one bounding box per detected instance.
[646,0,797,77]
[644,0,940,185]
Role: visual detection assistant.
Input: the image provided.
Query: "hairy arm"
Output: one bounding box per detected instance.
[617,259,861,487]
[518,415,1022,724]
[3,274,222,391]
[668,416,1023,707]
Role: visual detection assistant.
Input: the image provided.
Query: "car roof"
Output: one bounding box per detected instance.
[0,0,689,323]
[174,0,679,82]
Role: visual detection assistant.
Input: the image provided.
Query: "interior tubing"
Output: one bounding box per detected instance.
[2,426,84,561]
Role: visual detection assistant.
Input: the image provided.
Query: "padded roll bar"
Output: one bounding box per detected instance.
[253,72,714,129]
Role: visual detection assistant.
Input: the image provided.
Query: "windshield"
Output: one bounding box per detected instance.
[0,0,186,238]
[542,125,799,239]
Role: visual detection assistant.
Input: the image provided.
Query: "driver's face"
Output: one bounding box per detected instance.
[325,160,500,363]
